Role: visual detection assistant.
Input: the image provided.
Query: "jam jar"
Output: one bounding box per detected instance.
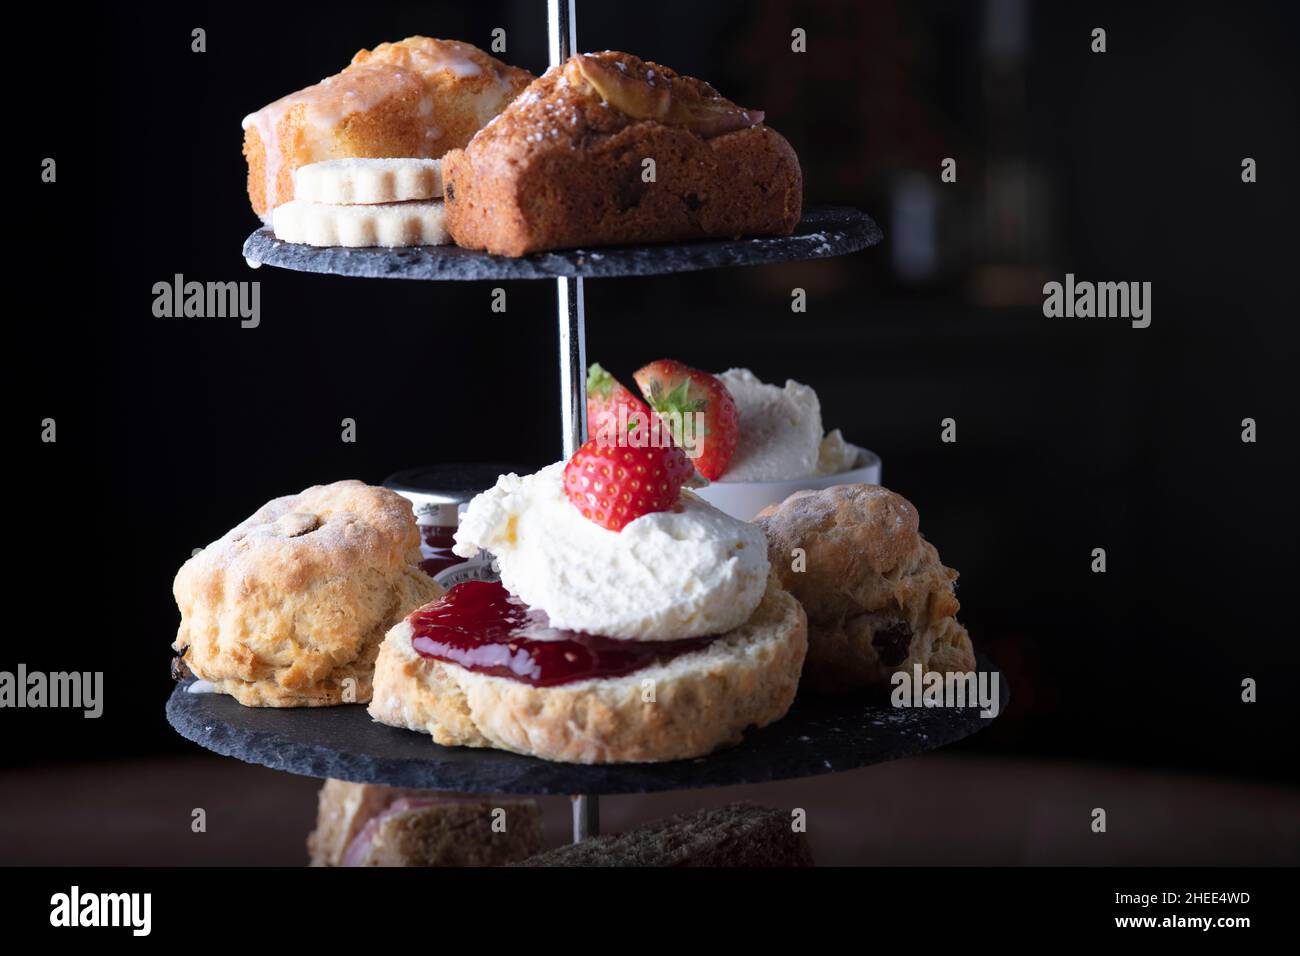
[383,463,527,590]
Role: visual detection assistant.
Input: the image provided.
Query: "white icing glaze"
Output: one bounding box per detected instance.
[242,39,506,213]
[243,64,423,213]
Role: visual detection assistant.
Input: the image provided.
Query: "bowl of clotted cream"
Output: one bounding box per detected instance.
[690,369,882,520]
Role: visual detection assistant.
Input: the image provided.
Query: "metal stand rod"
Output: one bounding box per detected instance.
[550,0,598,845]
[571,794,600,843]
[557,276,587,457]
[547,0,577,65]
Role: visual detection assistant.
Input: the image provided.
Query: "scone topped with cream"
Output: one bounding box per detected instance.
[369,438,807,764]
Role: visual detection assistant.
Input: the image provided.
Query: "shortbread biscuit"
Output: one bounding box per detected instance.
[369,580,807,763]
[295,158,444,205]
[756,485,975,693]
[243,37,533,219]
[272,199,449,247]
[173,480,443,707]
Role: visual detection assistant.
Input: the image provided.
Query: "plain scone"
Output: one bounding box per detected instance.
[242,37,532,219]
[757,485,976,693]
[443,50,802,256]
[173,480,442,707]
[368,580,808,763]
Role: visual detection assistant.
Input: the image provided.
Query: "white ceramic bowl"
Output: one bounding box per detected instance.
[692,444,882,520]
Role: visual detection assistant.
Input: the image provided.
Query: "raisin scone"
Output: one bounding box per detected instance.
[173,480,442,707]
[242,37,533,221]
[443,50,802,256]
[756,485,975,693]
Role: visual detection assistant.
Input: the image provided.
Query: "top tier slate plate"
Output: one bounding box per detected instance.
[166,654,1006,796]
[242,204,881,281]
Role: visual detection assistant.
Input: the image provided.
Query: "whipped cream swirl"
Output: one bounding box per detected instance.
[453,463,769,640]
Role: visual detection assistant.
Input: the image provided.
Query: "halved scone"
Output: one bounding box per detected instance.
[369,580,807,764]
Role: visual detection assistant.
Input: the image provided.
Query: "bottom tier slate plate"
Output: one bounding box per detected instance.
[166,655,1007,795]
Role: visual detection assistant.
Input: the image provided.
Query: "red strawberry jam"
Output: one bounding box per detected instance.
[408,580,717,687]
[417,524,461,578]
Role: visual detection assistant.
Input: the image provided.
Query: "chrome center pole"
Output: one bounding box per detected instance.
[550,0,584,460]
[557,275,586,458]
[547,0,576,66]
[548,0,598,845]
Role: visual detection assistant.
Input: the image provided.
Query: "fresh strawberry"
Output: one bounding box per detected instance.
[633,359,739,480]
[563,438,693,532]
[586,362,652,448]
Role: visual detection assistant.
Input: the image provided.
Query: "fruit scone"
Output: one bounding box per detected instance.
[442,50,803,256]
[242,36,533,221]
[173,480,442,707]
[369,441,808,764]
[756,485,976,693]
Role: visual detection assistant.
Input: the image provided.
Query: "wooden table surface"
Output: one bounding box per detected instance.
[1,753,1295,866]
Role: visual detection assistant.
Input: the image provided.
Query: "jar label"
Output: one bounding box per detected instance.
[433,554,499,590]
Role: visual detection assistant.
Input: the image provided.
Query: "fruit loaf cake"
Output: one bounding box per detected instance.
[443,50,803,256]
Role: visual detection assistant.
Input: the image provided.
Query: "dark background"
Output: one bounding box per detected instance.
[11,0,1298,802]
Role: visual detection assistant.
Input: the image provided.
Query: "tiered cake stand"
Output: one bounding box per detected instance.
[167,1,1003,847]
